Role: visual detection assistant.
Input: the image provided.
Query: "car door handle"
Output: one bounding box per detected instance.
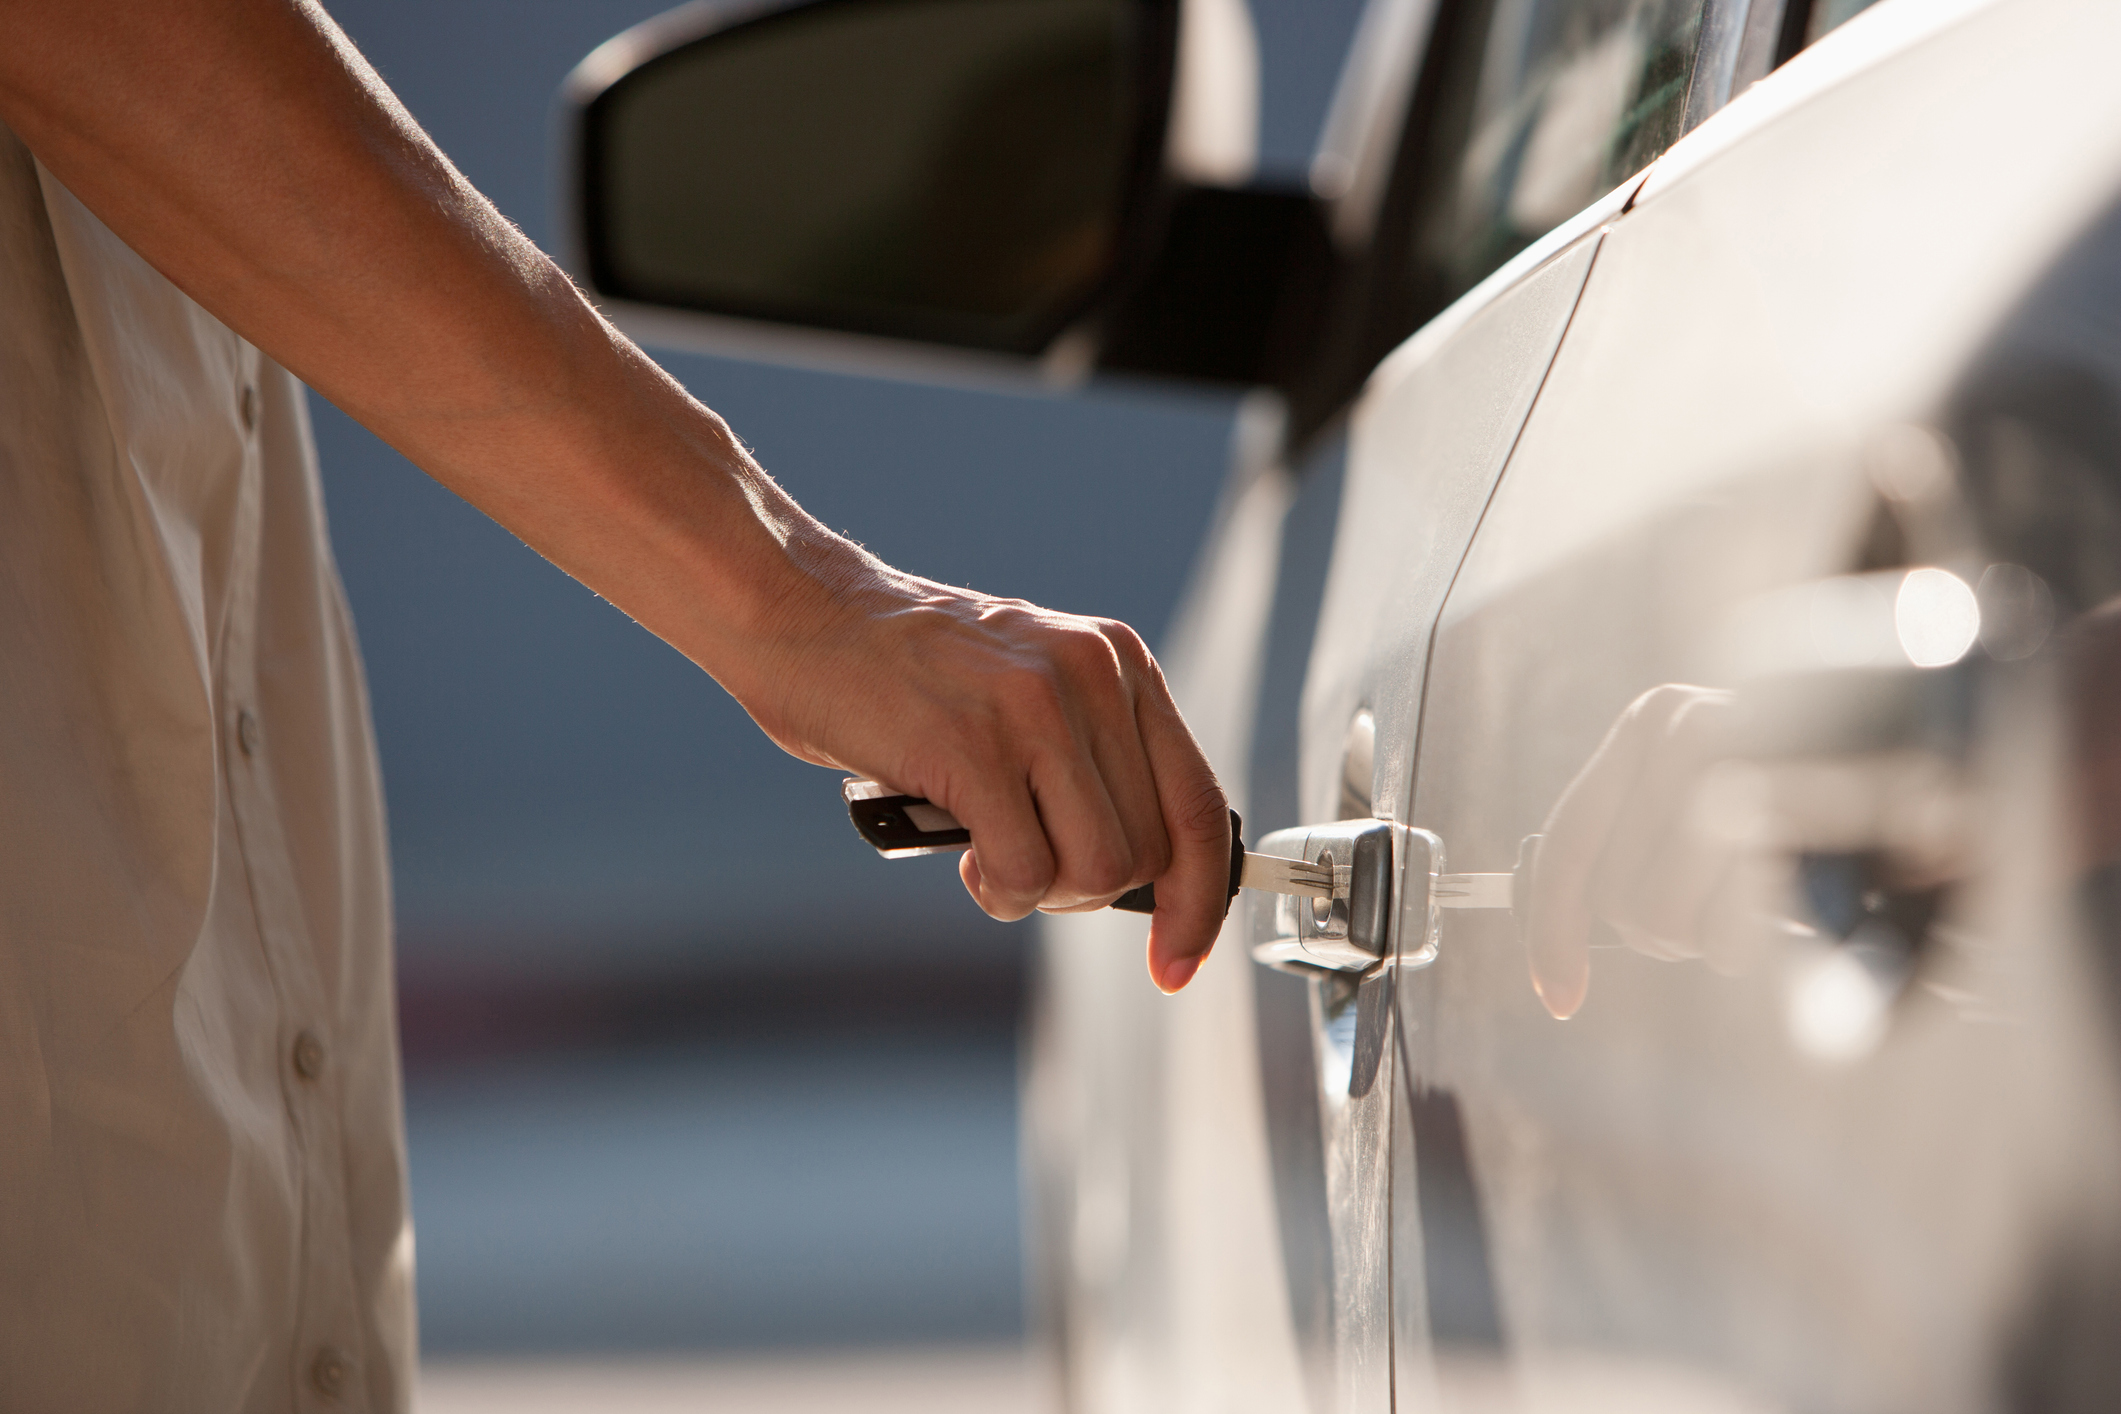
[1248,822,1530,975]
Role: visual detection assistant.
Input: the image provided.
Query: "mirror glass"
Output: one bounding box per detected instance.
[584,0,1146,354]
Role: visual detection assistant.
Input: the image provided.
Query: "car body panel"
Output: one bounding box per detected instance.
[1303,189,1623,834]
[1027,403,1310,1414]
[1039,0,2121,1410]
[1385,0,2121,1407]
[1267,201,1617,1414]
[1031,153,1618,1414]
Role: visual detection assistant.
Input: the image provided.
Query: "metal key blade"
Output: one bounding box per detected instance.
[1239,852,1334,899]
[1435,873,1513,908]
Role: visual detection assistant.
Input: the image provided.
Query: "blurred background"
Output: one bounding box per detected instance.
[315,0,1364,1402]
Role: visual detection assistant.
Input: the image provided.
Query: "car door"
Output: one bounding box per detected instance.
[1257,222,1617,1414]
[1250,0,1760,1410]
[1384,0,2121,1408]
[1029,0,1779,1409]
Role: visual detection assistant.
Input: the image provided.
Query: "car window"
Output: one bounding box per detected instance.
[1400,0,1713,312]
[1806,0,1887,43]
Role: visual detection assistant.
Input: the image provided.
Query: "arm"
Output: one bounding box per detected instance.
[0,0,1230,991]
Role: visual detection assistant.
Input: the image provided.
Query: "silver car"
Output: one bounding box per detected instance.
[565,0,2121,1407]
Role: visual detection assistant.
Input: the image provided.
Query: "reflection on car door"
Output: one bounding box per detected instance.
[1395,0,2121,1406]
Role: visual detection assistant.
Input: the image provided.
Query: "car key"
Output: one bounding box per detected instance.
[842,778,1331,915]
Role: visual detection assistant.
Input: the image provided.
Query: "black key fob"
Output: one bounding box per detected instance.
[843,779,1242,916]
[1108,809,1244,916]
[843,779,972,857]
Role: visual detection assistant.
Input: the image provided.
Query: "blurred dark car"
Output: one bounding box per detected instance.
[563,0,2121,1408]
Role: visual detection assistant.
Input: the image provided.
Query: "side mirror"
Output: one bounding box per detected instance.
[562,0,1331,390]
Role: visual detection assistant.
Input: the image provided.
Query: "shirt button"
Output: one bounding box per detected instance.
[293,1030,327,1080]
[239,383,260,433]
[236,709,261,757]
[310,1346,353,1398]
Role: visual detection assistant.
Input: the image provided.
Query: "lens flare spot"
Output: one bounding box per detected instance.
[1788,947,1889,1063]
[1895,567,1979,668]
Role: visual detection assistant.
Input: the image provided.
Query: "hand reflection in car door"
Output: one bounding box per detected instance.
[1517,657,1982,1026]
[1518,683,1750,1018]
[1513,582,2121,1027]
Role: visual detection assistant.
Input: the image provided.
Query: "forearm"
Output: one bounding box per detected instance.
[0,0,838,692]
[0,0,1234,987]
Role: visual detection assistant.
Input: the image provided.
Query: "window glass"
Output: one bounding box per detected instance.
[1807,0,1887,43]
[1401,0,1711,311]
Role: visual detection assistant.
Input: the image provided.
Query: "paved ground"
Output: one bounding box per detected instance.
[404,1034,1023,1354]
[419,1346,1042,1414]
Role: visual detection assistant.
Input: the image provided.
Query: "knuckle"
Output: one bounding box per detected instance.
[1073,843,1135,898]
[1054,624,1119,679]
[1133,830,1173,881]
[1097,619,1151,667]
[1170,776,1231,839]
[979,839,1056,899]
[1000,856,1059,901]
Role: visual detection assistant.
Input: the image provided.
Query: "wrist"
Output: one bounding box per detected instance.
[645,444,892,723]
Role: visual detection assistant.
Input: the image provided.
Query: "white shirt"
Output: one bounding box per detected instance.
[0,125,413,1411]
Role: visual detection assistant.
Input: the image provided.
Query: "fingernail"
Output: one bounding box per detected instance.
[1530,967,1584,1021]
[1156,954,1203,994]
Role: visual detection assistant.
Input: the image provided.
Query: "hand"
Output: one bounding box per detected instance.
[729,540,1232,993]
[1522,684,1746,1019]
